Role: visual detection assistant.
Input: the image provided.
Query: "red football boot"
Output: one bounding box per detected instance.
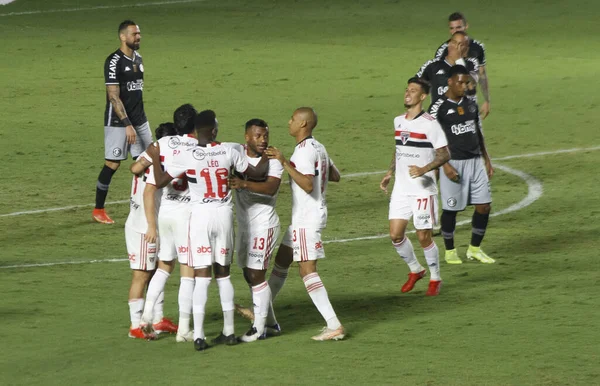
[425,280,442,296]
[153,317,178,334]
[401,269,426,293]
[92,208,114,224]
[129,327,157,340]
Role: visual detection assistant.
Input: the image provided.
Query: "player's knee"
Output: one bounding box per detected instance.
[475,204,491,214]
[390,232,405,244]
[132,269,151,284]
[275,245,293,268]
[213,263,230,278]
[180,264,194,278]
[158,260,175,273]
[194,266,211,278]
[247,269,267,286]
[416,230,433,248]
[298,261,317,277]
[105,160,121,170]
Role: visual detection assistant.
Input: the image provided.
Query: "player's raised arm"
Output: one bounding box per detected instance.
[130,155,151,176]
[266,146,314,193]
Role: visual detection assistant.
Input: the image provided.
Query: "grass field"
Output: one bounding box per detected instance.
[1,0,599,385]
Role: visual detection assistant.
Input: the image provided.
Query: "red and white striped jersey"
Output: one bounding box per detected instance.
[392,111,448,196]
[125,151,160,233]
[232,143,284,229]
[289,137,332,229]
[144,134,198,210]
[167,142,248,207]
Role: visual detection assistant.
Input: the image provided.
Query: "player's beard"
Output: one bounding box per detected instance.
[127,41,140,50]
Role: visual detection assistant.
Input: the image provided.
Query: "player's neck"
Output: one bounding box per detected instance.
[295,131,312,144]
[405,105,423,120]
[445,92,462,103]
[246,145,260,158]
[120,44,134,58]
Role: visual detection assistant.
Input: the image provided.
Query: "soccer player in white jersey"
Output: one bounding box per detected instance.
[146,110,268,351]
[131,104,198,341]
[125,123,175,340]
[265,107,345,341]
[227,119,283,342]
[380,78,451,296]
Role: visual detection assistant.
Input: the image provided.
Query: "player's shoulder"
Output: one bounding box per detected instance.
[420,112,436,121]
[134,50,143,59]
[434,40,450,58]
[393,113,407,125]
[471,39,485,50]
[466,56,479,70]
[105,49,122,63]
[428,96,448,118]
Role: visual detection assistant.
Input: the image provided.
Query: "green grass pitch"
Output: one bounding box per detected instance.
[0,0,599,385]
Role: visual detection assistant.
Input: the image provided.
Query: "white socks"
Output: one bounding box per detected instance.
[393,237,425,273]
[303,273,341,330]
[178,277,195,335]
[424,242,441,281]
[192,277,211,340]
[128,298,144,328]
[141,268,170,323]
[216,276,235,336]
[251,282,271,334]
[267,264,289,301]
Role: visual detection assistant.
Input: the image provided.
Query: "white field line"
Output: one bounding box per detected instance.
[0,162,542,269]
[1,145,596,219]
[0,0,204,17]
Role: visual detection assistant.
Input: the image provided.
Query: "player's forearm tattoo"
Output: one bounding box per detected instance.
[479,67,490,103]
[107,89,129,121]
[428,147,450,171]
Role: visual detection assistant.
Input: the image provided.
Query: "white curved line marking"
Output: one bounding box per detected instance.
[0,162,542,269]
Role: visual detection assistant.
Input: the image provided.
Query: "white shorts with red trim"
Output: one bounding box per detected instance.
[388,194,439,230]
[236,225,280,270]
[187,205,234,268]
[157,206,191,264]
[125,225,157,271]
[281,226,325,262]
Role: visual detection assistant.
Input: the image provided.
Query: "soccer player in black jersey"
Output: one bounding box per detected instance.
[434,12,491,119]
[429,66,495,265]
[417,32,478,108]
[93,20,153,224]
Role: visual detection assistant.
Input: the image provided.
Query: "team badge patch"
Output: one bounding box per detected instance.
[400,131,410,145]
[192,148,206,160]
[113,148,122,157]
[457,107,465,115]
[447,197,457,207]
[469,104,477,113]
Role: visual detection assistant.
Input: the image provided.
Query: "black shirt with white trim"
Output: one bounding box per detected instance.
[103,49,146,127]
[416,57,478,107]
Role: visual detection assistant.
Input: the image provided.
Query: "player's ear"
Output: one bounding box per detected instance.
[420,93,427,102]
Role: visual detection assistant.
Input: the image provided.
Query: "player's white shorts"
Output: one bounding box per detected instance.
[281,226,325,262]
[157,207,191,264]
[188,205,234,268]
[125,225,157,271]
[389,194,439,230]
[236,224,280,270]
[440,157,492,211]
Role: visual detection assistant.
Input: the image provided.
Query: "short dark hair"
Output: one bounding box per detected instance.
[173,104,198,135]
[449,65,469,78]
[448,12,466,23]
[407,77,431,95]
[118,20,136,34]
[452,30,469,39]
[245,118,268,132]
[195,109,217,131]
[155,122,176,140]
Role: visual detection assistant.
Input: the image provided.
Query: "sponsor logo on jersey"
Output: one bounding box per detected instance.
[197,246,212,254]
[125,66,131,72]
[315,241,323,250]
[417,214,431,222]
[178,246,189,254]
[113,147,122,157]
[201,197,229,204]
[437,86,448,96]
[166,194,191,202]
[450,120,477,135]
[447,197,457,207]
[192,149,225,161]
[436,69,445,75]
[220,248,230,255]
[126,79,144,91]
[108,53,120,80]
[168,137,181,148]
[147,244,157,254]
[447,109,455,115]
[128,253,136,262]
[396,150,420,159]
[249,252,263,259]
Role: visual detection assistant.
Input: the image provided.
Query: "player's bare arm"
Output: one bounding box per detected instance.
[129,157,151,176]
[143,183,158,243]
[380,150,396,194]
[329,163,341,182]
[478,65,490,119]
[106,84,136,145]
[408,146,450,178]
[443,162,460,182]
[229,175,281,196]
[146,143,174,188]
[475,120,494,179]
[266,146,313,193]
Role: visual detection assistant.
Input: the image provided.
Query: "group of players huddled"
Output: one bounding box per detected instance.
[92,13,495,350]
